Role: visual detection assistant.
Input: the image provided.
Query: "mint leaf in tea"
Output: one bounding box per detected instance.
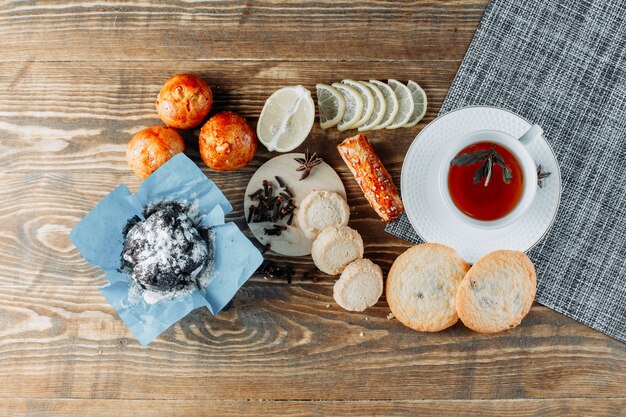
[449,143,523,221]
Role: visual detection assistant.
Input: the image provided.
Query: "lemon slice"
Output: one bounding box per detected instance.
[332,82,364,132]
[386,79,414,129]
[358,81,387,132]
[403,80,428,127]
[257,85,315,152]
[369,79,399,130]
[316,83,345,129]
[342,79,374,128]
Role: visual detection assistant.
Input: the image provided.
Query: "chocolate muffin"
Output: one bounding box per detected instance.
[121,201,212,293]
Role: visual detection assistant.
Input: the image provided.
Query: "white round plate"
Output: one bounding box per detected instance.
[244,153,346,257]
[401,106,561,263]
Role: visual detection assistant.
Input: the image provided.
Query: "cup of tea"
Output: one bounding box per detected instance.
[439,124,542,228]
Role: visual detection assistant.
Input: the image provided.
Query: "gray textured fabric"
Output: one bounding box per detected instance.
[385,0,626,342]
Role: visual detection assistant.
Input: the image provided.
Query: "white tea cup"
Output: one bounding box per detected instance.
[439,124,542,229]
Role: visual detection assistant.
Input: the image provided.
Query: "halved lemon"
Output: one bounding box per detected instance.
[386,79,414,129]
[316,83,345,129]
[257,85,315,153]
[369,79,399,130]
[342,79,374,128]
[332,82,364,132]
[358,81,387,132]
[403,80,428,127]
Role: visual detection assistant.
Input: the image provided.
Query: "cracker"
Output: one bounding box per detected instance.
[311,226,364,275]
[333,259,383,312]
[456,250,536,333]
[386,243,469,332]
[297,190,350,239]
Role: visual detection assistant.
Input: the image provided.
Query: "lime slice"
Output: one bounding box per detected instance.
[386,79,414,129]
[358,81,387,132]
[369,79,399,130]
[257,85,315,153]
[332,82,364,132]
[403,80,428,127]
[316,83,345,129]
[342,79,374,128]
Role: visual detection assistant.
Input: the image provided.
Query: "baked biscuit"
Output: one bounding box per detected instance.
[126,126,185,179]
[311,226,364,275]
[199,112,258,172]
[456,250,536,333]
[386,243,469,332]
[333,259,383,312]
[156,73,213,129]
[297,190,350,239]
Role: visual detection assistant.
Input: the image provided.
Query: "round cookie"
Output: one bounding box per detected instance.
[333,259,383,312]
[311,226,364,275]
[456,250,536,333]
[297,190,350,239]
[386,243,470,332]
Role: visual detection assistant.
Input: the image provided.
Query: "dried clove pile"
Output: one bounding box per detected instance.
[256,260,294,284]
[247,176,296,236]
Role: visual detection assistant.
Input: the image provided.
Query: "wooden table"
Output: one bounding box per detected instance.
[1,2,624,416]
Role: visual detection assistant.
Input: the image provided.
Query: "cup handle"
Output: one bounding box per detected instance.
[518,124,543,146]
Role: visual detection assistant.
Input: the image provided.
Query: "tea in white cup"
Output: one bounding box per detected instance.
[439,124,542,228]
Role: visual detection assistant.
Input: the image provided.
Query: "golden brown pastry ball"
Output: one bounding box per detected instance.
[156,74,213,129]
[126,126,185,179]
[199,112,258,171]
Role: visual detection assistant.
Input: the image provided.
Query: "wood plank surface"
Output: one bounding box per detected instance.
[0,1,485,62]
[0,285,624,401]
[2,399,625,417]
[1,0,624,416]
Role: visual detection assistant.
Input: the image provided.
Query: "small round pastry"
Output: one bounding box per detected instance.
[297,190,350,239]
[156,73,213,129]
[456,250,536,333]
[126,126,185,179]
[311,226,364,275]
[386,243,470,332]
[199,111,258,171]
[333,259,383,312]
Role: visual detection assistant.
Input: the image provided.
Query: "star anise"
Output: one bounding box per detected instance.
[294,149,323,181]
[537,164,551,188]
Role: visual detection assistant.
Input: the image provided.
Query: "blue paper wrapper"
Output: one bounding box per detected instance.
[70,153,263,346]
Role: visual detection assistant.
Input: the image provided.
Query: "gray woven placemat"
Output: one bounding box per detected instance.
[386,0,626,342]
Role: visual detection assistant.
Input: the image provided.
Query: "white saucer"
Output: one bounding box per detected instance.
[244,153,346,257]
[401,106,561,263]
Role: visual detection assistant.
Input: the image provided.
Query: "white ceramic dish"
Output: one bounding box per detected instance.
[244,153,346,257]
[401,106,561,263]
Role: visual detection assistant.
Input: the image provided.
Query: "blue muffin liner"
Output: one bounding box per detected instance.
[70,154,263,346]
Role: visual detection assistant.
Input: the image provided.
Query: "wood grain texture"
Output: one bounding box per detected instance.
[0,1,486,62]
[1,399,625,417]
[0,285,624,401]
[1,0,624,415]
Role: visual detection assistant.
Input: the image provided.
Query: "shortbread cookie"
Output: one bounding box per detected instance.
[297,190,350,239]
[333,259,383,312]
[311,226,364,275]
[386,243,470,332]
[456,250,536,333]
